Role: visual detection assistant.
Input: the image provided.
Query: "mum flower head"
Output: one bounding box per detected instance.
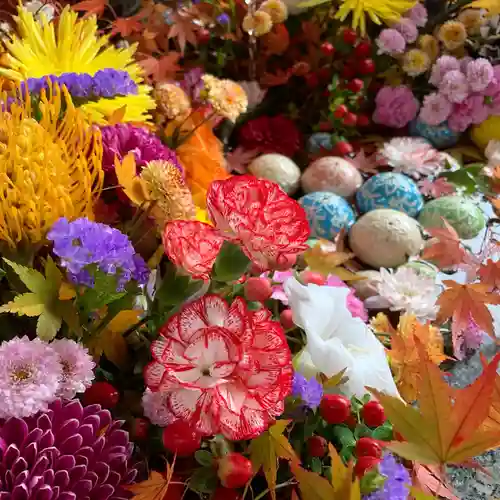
[438,20,467,50]
[376,29,406,55]
[260,0,289,24]
[418,34,439,61]
[373,86,419,129]
[242,10,273,37]
[402,49,431,76]
[144,294,293,440]
[154,82,192,120]
[202,75,248,122]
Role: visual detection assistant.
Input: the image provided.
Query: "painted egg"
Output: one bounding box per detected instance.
[409,119,460,149]
[356,172,423,217]
[418,195,486,240]
[248,154,301,194]
[349,209,423,268]
[471,116,500,151]
[350,270,381,300]
[299,192,356,240]
[307,132,333,154]
[301,156,363,198]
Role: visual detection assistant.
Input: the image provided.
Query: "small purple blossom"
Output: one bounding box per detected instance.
[405,3,428,27]
[48,217,150,290]
[217,13,231,25]
[439,70,469,103]
[376,29,406,55]
[419,92,453,125]
[429,56,461,86]
[373,86,419,128]
[466,58,495,93]
[291,372,323,409]
[364,453,411,500]
[393,18,418,43]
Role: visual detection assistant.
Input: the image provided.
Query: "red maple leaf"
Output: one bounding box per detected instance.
[110,16,143,37]
[72,0,107,17]
[139,53,181,82]
[168,13,198,54]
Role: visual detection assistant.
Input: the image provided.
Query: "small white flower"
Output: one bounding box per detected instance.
[365,267,441,322]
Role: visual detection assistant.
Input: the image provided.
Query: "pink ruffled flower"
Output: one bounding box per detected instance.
[429,56,461,86]
[466,58,495,92]
[405,3,428,27]
[448,101,475,132]
[393,18,418,43]
[373,86,419,128]
[467,94,490,124]
[376,29,406,55]
[419,92,453,125]
[439,70,469,103]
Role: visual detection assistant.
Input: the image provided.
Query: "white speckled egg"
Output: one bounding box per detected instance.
[349,209,423,268]
[350,270,381,299]
[301,156,363,198]
[248,154,301,194]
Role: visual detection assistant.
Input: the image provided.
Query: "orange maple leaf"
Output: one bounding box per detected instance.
[436,281,500,340]
[370,340,500,465]
[412,464,459,500]
[110,16,143,37]
[139,53,181,82]
[125,460,181,499]
[168,13,198,54]
[72,0,107,17]
[479,259,500,291]
[421,218,470,269]
[480,355,500,432]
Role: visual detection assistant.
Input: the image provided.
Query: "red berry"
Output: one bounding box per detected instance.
[343,112,357,127]
[280,309,295,330]
[244,277,273,301]
[162,420,201,456]
[306,73,319,88]
[361,401,386,428]
[341,65,356,79]
[342,28,357,45]
[347,79,364,93]
[355,437,383,458]
[320,394,351,424]
[300,271,326,285]
[214,487,242,500]
[346,414,358,430]
[320,41,335,56]
[354,456,381,478]
[333,141,353,156]
[83,382,120,409]
[333,104,348,119]
[131,417,150,440]
[358,58,375,75]
[357,114,370,127]
[197,28,211,44]
[217,453,253,489]
[307,436,328,457]
[355,41,372,58]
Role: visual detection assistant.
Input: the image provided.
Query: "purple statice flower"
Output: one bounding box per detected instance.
[100,123,182,172]
[466,58,495,93]
[364,453,411,500]
[58,72,93,98]
[0,337,62,419]
[0,399,137,498]
[376,29,406,55]
[47,217,150,290]
[92,68,138,97]
[291,372,323,409]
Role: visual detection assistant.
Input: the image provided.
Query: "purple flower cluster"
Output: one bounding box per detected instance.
[291,372,323,409]
[20,68,138,99]
[100,123,182,172]
[47,217,149,290]
[420,56,500,131]
[364,453,411,500]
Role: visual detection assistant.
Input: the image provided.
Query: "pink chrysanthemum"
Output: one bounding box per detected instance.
[439,70,469,103]
[419,92,453,125]
[393,18,418,43]
[405,3,428,27]
[0,337,62,419]
[466,58,495,93]
[144,295,293,440]
[142,389,174,426]
[51,338,95,399]
[429,56,461,86]
[376,29,406,55]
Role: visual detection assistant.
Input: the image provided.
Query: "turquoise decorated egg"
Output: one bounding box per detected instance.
[299,192,356,240]
[307,132,333,154]
[356,172,423,217]
[349,209,423,268]
[409,119,460,149]
[248,154,301,195]
[418,195,486,240]
[302,157,363,198]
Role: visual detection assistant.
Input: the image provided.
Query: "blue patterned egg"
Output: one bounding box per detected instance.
[299,192,356,240]
[356,172,423,217]
[409,119,460,149]
[307,132,333,154]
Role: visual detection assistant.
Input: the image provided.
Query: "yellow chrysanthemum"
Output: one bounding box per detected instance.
[418,34,440,61]
[402,49,431,76]
[0,84,103,247]
[438,20,467,50]
[335,0,416,35]
[0,6,154,124]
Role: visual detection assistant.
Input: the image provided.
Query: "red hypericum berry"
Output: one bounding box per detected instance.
[333,104,348,119]
[300,271,326,285]
[83,381,119,409]
[307,436,328,457]
[306,73,319,88]
[355,437,383,458]
[355,456,381,478]
[342,28,357,45]
[214,487,242,500]
[341,65,356,79]
[320,394,351,424]
[197,28,211,44]
[334,141,353,156]
[361,401,386,428]
[217,453,253,489]
[358,58,375,75]
[280,309,295,330]
[354,41,372,58]
[357,114,370,127]
[320,41,335,56]
[131,418,150,440]
[244,277,273,301]
[162,420,201,456]
[343,112,357,127]
[347,79,364,93]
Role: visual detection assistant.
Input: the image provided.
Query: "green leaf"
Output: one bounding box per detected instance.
[194,450,214,467]
[37,310,62,341]
[311,457,323,474]
[212,241,250,282]
[188,467,218,494]
[3,258,46,294]
[0,293,45,316]
[154,263,204,308]
[333,426,356,449]
[371,423,393,441]
[78,271,126,313]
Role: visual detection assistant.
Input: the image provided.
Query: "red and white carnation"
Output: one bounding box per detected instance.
[144,294,293,440]
[206,175,310,270]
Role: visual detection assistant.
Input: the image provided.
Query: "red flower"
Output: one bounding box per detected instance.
[144,295,293,440]
[237,115,302,157]
[163,221,224,280]
[207,176,310,270]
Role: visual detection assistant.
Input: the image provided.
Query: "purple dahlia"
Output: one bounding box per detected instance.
[0,399,137,499]
[100,123,181,173]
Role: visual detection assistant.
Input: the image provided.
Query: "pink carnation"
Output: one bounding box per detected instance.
[429,56,461,86]
[376,29,406,55]
[373,86,419,128]
[393,18,418,43]
[439,70,469,103]
[419,92,453,125]
[405,3,428,27]
[484,79,500,114]
[466,58,495,92]
[448,101,474,132]
[467,94,490,124]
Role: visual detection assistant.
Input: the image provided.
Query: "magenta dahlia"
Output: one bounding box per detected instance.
[144,294,293,441]
[0,399,137,499]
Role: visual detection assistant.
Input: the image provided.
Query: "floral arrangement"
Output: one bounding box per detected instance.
[0,0,500,500]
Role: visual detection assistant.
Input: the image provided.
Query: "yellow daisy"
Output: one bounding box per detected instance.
[0,6,155,124]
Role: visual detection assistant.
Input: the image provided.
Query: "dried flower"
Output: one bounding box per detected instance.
[242,10,273,37]
[466,58,495,92]
[291,372,323,409]
[260,0,288,23]
[439,70,469,103]
[438,21,467,50]
[418,34,440,61]
[373,86,419,128]
[402,49,431,76]
[155,82,192,120]
[419,92,453,125]
[202,75,248,122]
[376,29,406,55]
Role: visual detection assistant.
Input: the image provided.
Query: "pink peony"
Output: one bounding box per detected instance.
[466,58,495,92]
[376,29,406,55]
[393,18,418,43]
[373,86,419,128]
[405,3,428,27]
[429,56,461,86]
[439,70,469,103]
[419,92,453,125]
